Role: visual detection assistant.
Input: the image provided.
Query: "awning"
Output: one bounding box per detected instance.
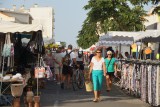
[98,30,160,46]
[134,30,160,42]
[99,31,139,41]
[0,20,42,33]
[98,31,139,45]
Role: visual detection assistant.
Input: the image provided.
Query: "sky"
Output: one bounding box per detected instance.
[0,0,153,48]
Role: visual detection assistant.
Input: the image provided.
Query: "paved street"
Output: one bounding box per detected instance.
[40,80,150,107]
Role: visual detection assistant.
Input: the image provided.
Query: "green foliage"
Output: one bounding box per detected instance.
[60,42,66,47]
[77,0,155,49]
[77,19,99,49]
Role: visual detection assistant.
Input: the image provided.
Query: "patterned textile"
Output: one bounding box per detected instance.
[120,62,160,106]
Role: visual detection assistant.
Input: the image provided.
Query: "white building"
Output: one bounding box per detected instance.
[29,5,55,39]
[144,7,160,30]
[0,4,55,40]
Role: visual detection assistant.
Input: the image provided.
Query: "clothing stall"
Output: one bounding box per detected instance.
[0,20,43,106]
[119,30,160,107]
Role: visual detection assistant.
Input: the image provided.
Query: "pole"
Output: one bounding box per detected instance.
[119,44,121,56]
[37,53,40,96]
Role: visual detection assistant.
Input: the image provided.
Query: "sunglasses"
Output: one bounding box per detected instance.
[107,54,111,55]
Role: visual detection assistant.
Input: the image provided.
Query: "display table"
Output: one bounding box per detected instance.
[0,71,31,105]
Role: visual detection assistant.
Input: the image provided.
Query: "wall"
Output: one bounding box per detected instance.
[29,7,54,38]
[0,11,30,24]
[0,12,15,21]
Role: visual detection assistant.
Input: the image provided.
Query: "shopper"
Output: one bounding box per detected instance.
[76,50,84,72]
[54,48,63,84]
[44,50,55,74]
[105,51,117,92]
[89,48,106,102]
[125,52,132,59]
[61,44,77,89]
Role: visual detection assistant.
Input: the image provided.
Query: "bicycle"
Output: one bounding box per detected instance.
[71,64,85,91]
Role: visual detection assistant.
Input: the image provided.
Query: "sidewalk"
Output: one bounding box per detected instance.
[39,79,150,107]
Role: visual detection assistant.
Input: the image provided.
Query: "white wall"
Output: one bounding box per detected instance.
[144,14,159,27]
[0,11,30,24]
[0,12,15,21]
[29,7,54,38]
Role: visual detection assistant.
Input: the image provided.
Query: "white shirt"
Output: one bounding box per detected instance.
[66,50,76,59]
[76,52,83,61]
[60,52,66,58]
[91,57,104,70]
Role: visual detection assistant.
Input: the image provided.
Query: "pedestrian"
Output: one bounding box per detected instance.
[61,44,77,89]
[89,48,106,102]
[124,52,132,59]
[105,51,117,92]
[54,48,63,84]
[76,50,84,72]
[44,50,55,75]
[89,51,95,64]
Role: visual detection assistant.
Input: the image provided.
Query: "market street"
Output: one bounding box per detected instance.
[39,80,150,107]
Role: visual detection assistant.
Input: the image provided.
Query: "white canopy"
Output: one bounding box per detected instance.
[134,30,160,42]
[0,20,42,33]
[98,31,140,45]
[97,40,133,46]
[99,31,140,41]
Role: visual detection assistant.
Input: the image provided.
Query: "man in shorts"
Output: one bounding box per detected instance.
[61,45,76,89]
[54,48,63,84]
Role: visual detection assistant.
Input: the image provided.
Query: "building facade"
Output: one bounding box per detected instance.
[0,4,55,39]
[29,6,55,38]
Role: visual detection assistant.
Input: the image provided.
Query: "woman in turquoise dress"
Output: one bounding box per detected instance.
[105,51,117,91]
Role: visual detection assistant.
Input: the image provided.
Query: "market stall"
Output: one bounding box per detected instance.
[0,20,43,106]
[97,31,140,57]
[117,30,160,107]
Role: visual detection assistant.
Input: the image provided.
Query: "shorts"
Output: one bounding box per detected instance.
[54,67,62,74]
[106,72,114,77]
[62,65,73,76]
[76,61,84,70]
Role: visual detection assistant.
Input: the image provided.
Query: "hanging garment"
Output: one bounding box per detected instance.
[141,64,147,102]
[151,66,157,106]
[156,66,160,106]
[2,33,13,57]
[148,65,152,104]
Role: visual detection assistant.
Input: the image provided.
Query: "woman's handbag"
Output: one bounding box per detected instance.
[85,81,93,92]
[34,67,46,78]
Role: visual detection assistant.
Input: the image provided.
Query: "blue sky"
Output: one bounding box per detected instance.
[0,0,153,48]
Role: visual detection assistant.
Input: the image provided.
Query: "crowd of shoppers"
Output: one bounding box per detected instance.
[43,45,128,103]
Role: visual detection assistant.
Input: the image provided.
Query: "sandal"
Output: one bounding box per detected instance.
[98,98,102,102]
[106,89,111,92]
[93,99,98,102]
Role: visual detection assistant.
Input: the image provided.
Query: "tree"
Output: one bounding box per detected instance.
[77,0,148,49]
[60,42,66,47]
[77,19,99,49]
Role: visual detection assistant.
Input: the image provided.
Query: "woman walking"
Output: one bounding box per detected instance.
[89,49,106,102]
[105,51,117,92]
